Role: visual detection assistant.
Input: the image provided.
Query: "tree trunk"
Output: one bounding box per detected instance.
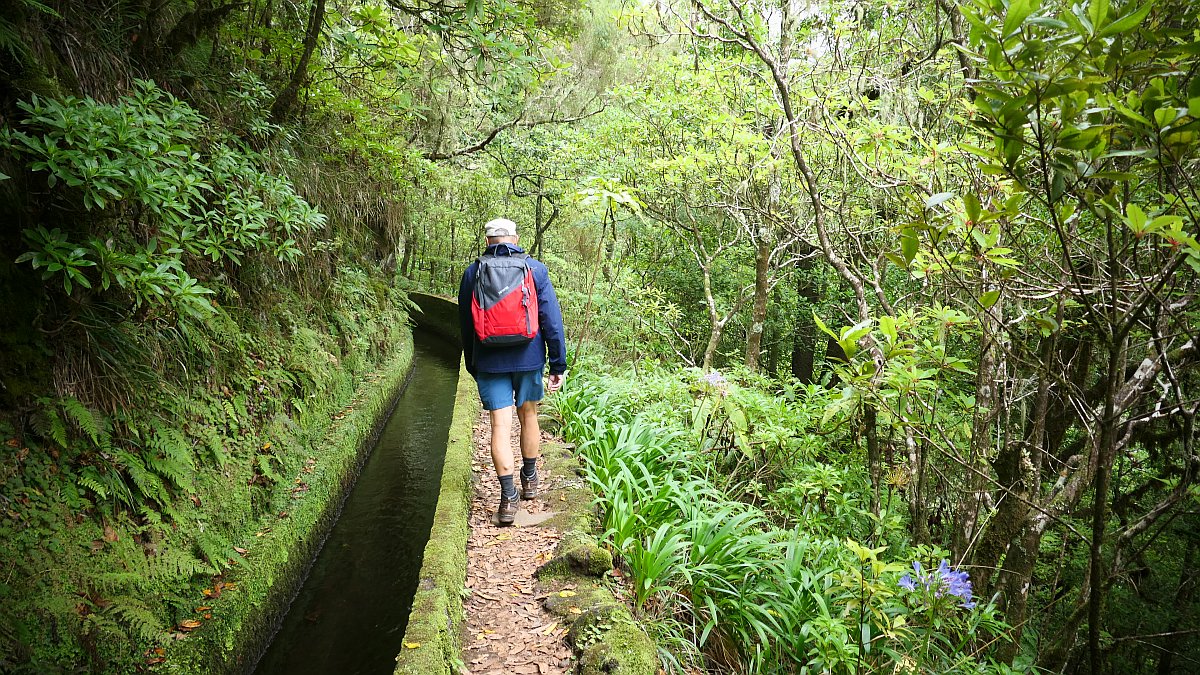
[1088,339,1127,675]
[533,184,544,257]
[1156,534,1197,674]
[954,290,1005,559]
[745,234,770,371]
[270,0,326,124]
[790,254,818,383]
[823,336,847,388]
[702,316,726,372]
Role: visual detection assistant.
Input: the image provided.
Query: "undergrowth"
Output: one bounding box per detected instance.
[547,359,1022,674]
[0,271,409,671]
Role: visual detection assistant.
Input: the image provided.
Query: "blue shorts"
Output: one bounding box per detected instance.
[475,370,544,411]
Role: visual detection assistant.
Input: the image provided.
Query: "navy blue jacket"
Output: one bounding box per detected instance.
[458,243,567,377]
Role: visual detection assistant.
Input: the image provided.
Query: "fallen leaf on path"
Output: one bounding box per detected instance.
[403,642,421,649]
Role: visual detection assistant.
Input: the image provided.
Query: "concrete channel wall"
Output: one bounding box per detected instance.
[409,291,461,345]
[395,292,477,674]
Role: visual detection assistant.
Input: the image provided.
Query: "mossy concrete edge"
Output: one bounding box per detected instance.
[162,328,416,674]
[392,357,478,674]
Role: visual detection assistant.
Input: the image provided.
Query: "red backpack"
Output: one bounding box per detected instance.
[471,252,539,345]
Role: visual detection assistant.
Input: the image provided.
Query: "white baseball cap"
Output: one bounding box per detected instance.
[484,218,518,238]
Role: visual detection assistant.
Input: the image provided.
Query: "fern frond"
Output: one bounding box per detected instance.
[146,423,197,494]
[255,454,282,484]
[149,545,210,580]
[77,467,110,501]
[116,450,169,507]
[62,397,103,444]
[47,407,69,448]
[103,596,163,642]
[195,529,236,574]
[200,424,229,467]
[222,399,240,433]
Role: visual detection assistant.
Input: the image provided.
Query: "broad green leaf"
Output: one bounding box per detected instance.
[900,227,918,265]
[1125,204,1148,233]
[978,290,1001,308]
[813,312,838,341]
[963,193,982,224]
[1098,1,1154,37]
[1003,0,1036,37]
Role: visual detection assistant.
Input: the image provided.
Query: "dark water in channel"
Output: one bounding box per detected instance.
[253,333,461,675]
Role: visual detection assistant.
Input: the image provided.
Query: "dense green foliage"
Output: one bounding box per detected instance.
[549,363,1015,673]
[0,0,1197,672]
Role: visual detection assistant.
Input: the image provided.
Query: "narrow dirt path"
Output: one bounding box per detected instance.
[463,411,574,674]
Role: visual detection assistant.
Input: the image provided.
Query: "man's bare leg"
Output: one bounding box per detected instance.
[490,406,520,524]
[517,400,540,498]
[489,406,515,477]
[517,400,540,459]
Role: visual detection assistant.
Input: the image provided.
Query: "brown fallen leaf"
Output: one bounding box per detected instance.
[178,619,201,631]
[233,546,248,555]
[195,606,211,612]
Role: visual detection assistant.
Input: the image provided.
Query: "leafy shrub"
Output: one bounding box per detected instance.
[3,80,326,320]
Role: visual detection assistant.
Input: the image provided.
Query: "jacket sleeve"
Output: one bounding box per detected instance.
[534,264,568,375]
[458,265,476,375]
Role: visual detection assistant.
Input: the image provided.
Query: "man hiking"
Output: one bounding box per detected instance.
[458,217,567,525]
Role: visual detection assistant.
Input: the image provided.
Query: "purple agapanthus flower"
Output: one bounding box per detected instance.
[897,559,976,610]
[700,371,727,386]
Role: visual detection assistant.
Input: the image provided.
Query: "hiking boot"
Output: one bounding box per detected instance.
[521,472,539,500]
[497,490,519,525]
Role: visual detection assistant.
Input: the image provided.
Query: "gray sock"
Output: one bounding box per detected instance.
[498,474,517,500]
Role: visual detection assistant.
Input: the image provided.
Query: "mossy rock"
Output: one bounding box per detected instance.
[537,530,613,579]
[568,606,657,675]
[541,582,611,618]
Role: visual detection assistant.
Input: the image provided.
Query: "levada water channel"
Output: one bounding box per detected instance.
[252,331,461,674]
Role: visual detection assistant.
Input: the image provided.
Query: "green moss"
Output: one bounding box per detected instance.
[536,530,613,579]
[577,621,657,675]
